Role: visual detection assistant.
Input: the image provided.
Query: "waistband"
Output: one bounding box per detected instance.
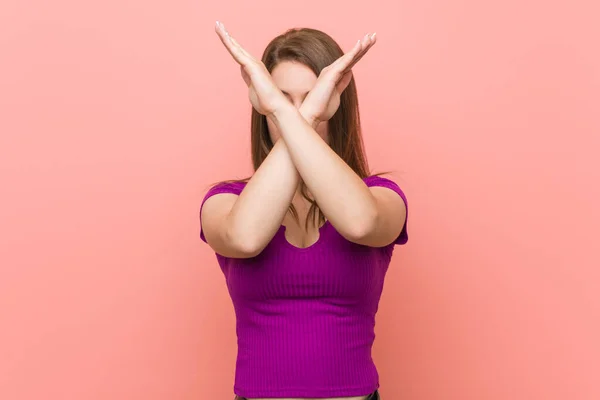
[235,390,380,400]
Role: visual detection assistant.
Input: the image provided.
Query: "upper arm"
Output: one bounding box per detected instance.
[354,176,409,248]
[199,182,256,258]
[200,193,237,251]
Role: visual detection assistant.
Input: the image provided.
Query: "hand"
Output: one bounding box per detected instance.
[215,21,290,117]
[300,32,377,126]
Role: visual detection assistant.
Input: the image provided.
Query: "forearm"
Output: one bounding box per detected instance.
[268,105,378,239]
[226,139,299,254]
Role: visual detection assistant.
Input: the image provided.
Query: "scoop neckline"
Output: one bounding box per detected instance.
[277,220,330,251]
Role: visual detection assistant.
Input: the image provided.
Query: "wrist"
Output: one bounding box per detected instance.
[267,103,297,126]
[268,104,321,130]
[298,106,320,129]
[302,114,320,130]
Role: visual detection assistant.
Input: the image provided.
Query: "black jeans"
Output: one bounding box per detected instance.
[235,390,380,400]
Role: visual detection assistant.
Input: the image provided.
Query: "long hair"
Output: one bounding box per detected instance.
[225,27,372,231]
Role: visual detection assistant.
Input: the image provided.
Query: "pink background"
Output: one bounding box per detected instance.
[1,0,599,399]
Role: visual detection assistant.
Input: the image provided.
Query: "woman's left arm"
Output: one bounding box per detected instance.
[268,106,406,247]
[267,33,406,246]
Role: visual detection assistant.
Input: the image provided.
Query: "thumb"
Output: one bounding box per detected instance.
[336,70,353,94]
[240,65,251,86]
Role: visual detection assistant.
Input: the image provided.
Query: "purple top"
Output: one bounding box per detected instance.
[199,175,408,398]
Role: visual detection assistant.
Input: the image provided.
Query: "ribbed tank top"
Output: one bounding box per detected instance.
[199,175,408,398]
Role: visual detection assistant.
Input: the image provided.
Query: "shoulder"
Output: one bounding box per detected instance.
[363,174,409,246]
[203,180,248,198]
[363,175,406,199]
[199,179,248,214]
[199,180,248,244]
[363,174,399,186]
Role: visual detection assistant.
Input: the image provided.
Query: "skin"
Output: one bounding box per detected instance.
[202,21,407,400]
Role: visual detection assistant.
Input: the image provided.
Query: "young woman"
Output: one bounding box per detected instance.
[199,21,409,400]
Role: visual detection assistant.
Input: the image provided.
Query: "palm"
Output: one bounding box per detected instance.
[301,33,377,124]
[319,86,342,122]
[216,21,288,117]
[241,67,273,116]
[215,21,377,122]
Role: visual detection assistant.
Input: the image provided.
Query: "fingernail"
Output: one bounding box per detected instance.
[371,32,376,39]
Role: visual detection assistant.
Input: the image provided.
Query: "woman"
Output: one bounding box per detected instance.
[199,21,409,400]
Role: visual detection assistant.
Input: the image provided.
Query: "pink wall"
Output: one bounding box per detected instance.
[1,1,599,399]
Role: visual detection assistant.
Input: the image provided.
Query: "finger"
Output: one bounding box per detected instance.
[218,21,257,62]
[352,34,374,63]
[229,36,254,61]
[329,32,374,78]
[215,21,254,66]
[330,39,362,70]
[215,21,245,63]
[343,33,376,72]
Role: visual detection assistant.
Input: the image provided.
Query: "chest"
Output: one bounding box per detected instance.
[281,220,321,249]
[217,223,392,301]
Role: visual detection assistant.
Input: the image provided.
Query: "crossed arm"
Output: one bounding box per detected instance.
[201,23,406,258]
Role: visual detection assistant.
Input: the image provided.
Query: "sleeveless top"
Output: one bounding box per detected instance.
[199,175,409,398]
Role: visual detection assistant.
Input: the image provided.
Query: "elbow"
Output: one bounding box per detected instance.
[225,226,264,258]
[344,210,378,242]
[235,241,264,258]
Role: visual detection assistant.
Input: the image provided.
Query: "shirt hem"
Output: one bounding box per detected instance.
[234,383,379,398]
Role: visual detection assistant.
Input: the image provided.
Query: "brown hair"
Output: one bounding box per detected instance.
[225,27,374,231]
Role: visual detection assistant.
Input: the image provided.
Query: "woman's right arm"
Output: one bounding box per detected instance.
[200,139,299,258]
[201,21,301,258]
